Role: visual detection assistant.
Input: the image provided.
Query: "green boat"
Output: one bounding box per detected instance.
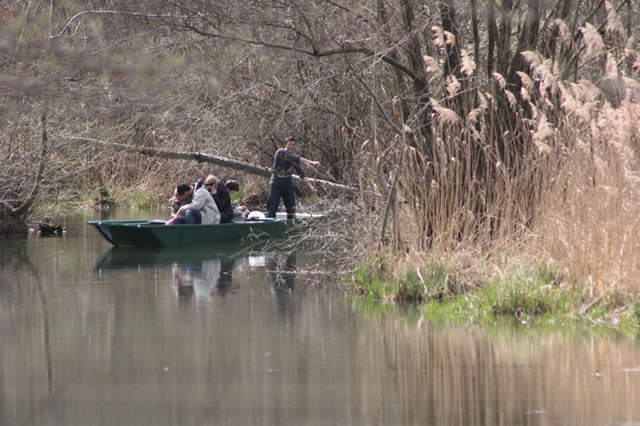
[88,212,325,248]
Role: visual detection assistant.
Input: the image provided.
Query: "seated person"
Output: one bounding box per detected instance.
[167,178,220,225]
[170,183,193,217]
[225,180,249,221]
[204,175,234,224]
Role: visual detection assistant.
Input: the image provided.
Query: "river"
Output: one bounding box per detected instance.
[1,209,639,425]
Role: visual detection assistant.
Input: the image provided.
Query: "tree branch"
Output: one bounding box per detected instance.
[51,10,190,39]
[68,137,361,196]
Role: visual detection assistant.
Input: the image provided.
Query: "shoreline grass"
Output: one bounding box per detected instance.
[351,258,640,339]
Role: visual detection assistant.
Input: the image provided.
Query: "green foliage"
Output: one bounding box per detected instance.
[352,259,640,338]
[419,261,452,300]
[230,185,245,203]
[119,189,162,210]
[396,270,424,300]
[483,266,568,319]
[351,258,391,300]
[432,265,574,326]
[352,258,456,302]
[32,188,94,219]
[617,300,640,336]
[422,294,471,324]
[351,295,422,323]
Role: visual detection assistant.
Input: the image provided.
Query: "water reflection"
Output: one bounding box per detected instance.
[267,252,297,325]
[93,243,244,273]
[172,257,236,302]
[1,212,640,425]
[3,248,54,393]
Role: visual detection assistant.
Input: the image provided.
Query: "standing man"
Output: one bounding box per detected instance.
[267,136,319,219]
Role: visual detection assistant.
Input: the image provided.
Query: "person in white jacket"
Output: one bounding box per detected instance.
[169,178,220,225]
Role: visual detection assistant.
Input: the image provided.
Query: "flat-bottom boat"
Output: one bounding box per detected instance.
[88,212,325,248]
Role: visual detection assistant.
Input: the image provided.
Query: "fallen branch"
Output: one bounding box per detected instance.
[68,137,360,196]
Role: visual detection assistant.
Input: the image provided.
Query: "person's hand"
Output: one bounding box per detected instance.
[310,160,320,167]
[308,183,316,194]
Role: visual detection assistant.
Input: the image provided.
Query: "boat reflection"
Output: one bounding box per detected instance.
[93,247,301,318]
[92,243,245,272]
[172,257,236,302]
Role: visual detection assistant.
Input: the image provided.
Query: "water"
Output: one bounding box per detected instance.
[1,210,640,425]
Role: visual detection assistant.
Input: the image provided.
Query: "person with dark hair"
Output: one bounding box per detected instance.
[165,183,193,225]
[225,179,249,222]
[267,136,319,219]
[168,177,219,225]
[170,183,193,216]
[204,175,234,224]
[225,180,240,193]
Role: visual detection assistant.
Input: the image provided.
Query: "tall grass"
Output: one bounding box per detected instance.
[354,33,640,302]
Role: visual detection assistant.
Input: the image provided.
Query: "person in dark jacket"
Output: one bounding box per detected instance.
[170,183,193,216]
[225,180,249,222]
[205,175,234,223]
[267,136,318,219]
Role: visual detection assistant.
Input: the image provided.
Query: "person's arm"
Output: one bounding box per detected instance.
[178,188,205,214]
[300,157,320,168]
[289,156,316,193]
[302,177,316,194]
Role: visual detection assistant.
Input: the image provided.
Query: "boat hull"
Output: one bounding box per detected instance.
[88,213,324,248]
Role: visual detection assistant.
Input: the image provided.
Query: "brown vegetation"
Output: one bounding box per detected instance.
[1,1,639,294]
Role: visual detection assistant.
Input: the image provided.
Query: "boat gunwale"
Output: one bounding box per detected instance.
[88,213,325,229]
[88,213,326,248]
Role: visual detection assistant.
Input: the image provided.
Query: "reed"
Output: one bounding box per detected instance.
[354,37,640,307]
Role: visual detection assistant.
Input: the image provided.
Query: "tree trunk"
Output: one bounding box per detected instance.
[471,0,480,81]
[69,137,361,197]
[9,110,48,217]
[487,0,497,77]
[497,0,514,76]
[440,0,461,78]
[400,0,433,152]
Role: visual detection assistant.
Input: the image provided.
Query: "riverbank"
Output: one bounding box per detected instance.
[351,256,640,338]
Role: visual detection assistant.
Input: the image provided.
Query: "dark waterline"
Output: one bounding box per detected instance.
[1,209,640,425]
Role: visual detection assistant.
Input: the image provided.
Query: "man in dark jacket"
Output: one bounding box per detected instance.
[267,136,318,219]
[205,175,234,223]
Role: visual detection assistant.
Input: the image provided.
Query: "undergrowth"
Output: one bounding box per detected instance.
[351,258,640,337]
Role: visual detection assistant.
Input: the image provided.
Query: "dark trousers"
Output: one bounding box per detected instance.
[173,209,201,224]
[220,211,233,224]
[267,184,295,219]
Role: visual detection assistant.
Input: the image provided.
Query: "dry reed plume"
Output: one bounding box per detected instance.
[356,18,640,297]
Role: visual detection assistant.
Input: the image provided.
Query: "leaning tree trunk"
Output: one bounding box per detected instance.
[68,137,363,198]
[0,110,48,236]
